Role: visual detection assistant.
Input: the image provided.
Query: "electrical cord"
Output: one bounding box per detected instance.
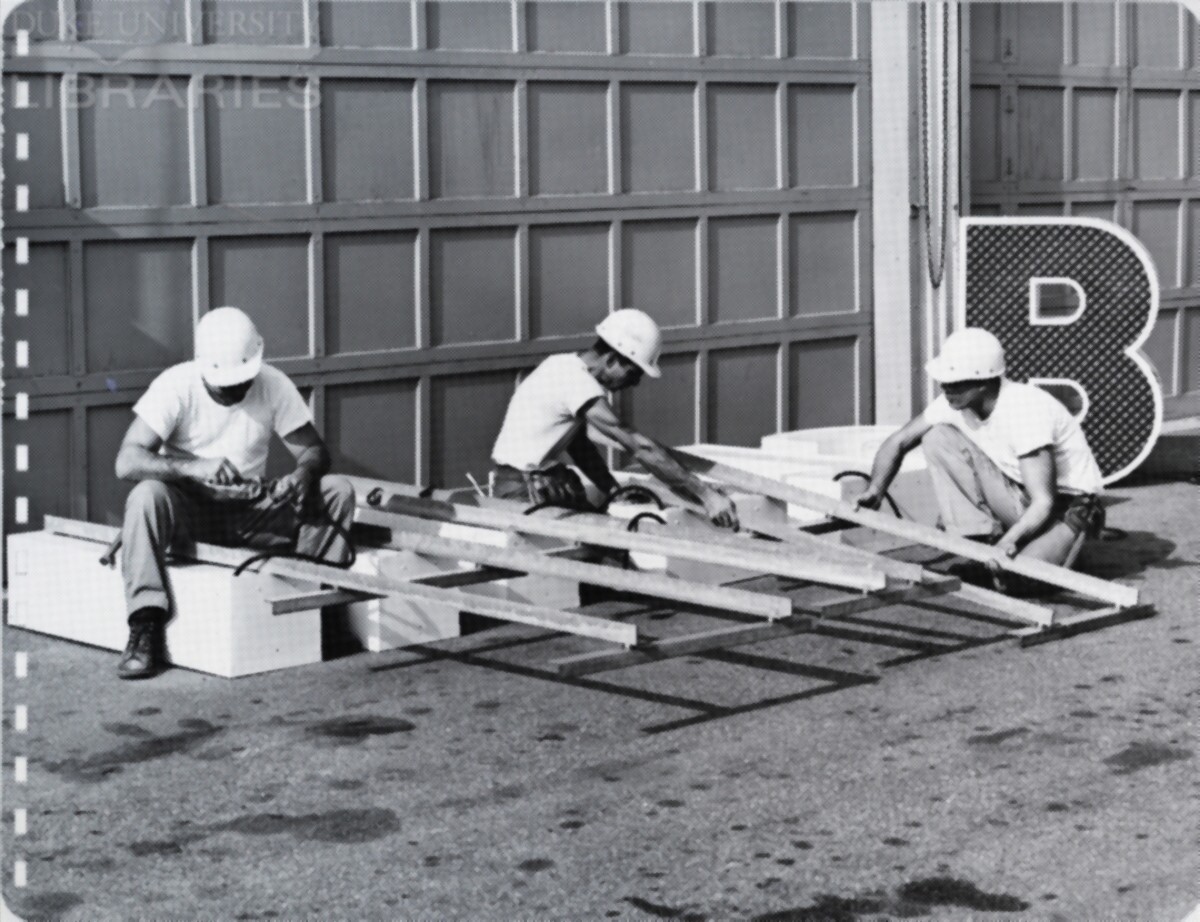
[833,470,904,519]
[234,483,357,577]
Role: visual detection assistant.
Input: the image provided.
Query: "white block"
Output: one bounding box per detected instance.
[340,519,581,653]
[5,531,322,678]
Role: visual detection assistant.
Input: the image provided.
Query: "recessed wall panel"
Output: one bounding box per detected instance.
[1073,3,1116,66]
[4,410,71,537]
[527,1,606,53]
[429,228,517,346]
[428,0,512,51]
[202,0,305,44]
[429,81,515,199]
[969,3,1000,63]
[84,239,193,373]
[1017,3,1064,68]
[325,379,418,482]
[529,224,609,339]
[789,212,857,316]
[708,345,777,447]
[1017,202,1065,216]
[529,83,608,196]
[790,337,857,429]
[789,2,853,58]
[1134,91,1182,180]
[789,85,856,187]
[619,2,693,55]
[324,231,417,355]
[80,76,190,207]
[205,78,307,204]
[1133,3,1182,69]
[1142,311,1177,394]
[707,2,775,58]
[321,80,414,202]
[209,236,311,359]
[623,353,696,449]
[1132,201,1181,288]
[708,84,776,191]
[1184,310,1200,393]
[87,404,135,527]
[1189,202,1200,286]
[970,87,1001,183]
[1070,201,1117,222]
[1191,93,1200,177]
[3,75,63,209]
[431,371,515,489]
[76,0,187,42]
[622,84,695,193]
[622,219,697,329]
[1072,88,1116,180]
[3,243,70,377]
[709,216,778,325]
[318,0,412,47]
[1018,87,1065,180]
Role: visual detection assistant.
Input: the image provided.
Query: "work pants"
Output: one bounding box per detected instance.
[921,424,1099,568]
[120,476,355,618]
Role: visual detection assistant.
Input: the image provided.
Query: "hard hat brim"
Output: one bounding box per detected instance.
[201,350,263,388]
[924,356,1003,384]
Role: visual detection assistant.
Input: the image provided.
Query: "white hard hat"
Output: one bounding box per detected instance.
[595,308,662,379]
[925,327,1005,383]
[195,307,264,387]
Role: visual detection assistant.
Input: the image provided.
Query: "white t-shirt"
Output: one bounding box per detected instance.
[133,361,312,481]
[923,378,1104,495]
[491,353,607,471]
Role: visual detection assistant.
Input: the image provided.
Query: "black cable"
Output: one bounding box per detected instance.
[234,483,357,576]
[627,511,667,532]
[600,484,666,513]
[832,469,903,519]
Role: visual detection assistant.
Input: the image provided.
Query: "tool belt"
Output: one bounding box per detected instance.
[1055,492,1105,537]
[492,463,590,510]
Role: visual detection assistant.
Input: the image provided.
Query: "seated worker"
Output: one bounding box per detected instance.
[854,327,1105,590]
[489,308,738,530]
[113,307,354,680]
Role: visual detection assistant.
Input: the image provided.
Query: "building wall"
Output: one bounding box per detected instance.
[2,0,874,532]
[968,1,1200,402]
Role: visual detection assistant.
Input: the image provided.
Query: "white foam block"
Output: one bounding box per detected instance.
[6,531,322,678]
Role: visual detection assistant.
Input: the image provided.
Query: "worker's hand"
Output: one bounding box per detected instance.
[185,457,243,486]
[271,469,316,514]
[985,537,1020,573]
[703,485,739,531]
[853,486,884,511]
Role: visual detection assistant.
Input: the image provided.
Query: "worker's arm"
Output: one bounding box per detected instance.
[565,425,620,497]
[275,423,332,508]
[854,414,933,510]
[115,417,243,485]
[992,447,1057,560]
[584,399,738,529]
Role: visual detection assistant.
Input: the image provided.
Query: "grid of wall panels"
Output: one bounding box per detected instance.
[968,2,1200,402]
[4,0,872,526]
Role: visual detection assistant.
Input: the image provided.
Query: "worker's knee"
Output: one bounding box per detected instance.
[125,480,175,518]
[319,475,355,522]
[921,424,965,456]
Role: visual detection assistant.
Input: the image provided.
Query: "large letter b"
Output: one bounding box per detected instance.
[962,219,1163,483]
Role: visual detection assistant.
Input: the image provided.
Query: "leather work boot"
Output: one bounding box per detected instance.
[117,608,167,680]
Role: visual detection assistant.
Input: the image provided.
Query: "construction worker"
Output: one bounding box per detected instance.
[489,308,739,529]
[112,307,355,679]
[854,327,1105,591]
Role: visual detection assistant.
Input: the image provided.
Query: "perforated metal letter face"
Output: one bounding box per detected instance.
[961,218,1163,483]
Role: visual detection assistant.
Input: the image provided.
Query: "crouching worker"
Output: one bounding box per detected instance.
[489,308,739,530]
[854,328,1105,593]
[113,307,355,679]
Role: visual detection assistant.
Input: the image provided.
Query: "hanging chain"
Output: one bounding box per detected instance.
[919,3,951,289]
